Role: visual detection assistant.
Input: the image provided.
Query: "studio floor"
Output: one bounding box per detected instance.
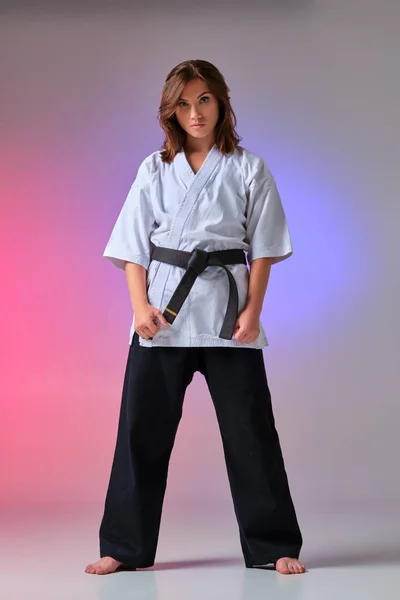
[2,504,400,600]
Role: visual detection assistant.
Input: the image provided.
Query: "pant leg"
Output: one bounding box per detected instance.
[99,333,196,568]
[199,346,303,567]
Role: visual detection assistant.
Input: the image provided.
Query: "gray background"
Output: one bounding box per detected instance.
[1,0,399,520]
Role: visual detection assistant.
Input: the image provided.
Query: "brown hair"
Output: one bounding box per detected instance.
[158,59,242,163]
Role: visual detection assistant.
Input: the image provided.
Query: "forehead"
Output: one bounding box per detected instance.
[180,78,210,98]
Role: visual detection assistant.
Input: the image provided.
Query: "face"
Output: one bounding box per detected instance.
[174,78,219,144]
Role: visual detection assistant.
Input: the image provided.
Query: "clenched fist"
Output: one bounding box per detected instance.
[135,303,170,340]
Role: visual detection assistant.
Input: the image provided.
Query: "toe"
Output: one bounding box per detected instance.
[275,558,290,574]
[293,562,305,574]
[276,558,307,575]
[277,565,290,574]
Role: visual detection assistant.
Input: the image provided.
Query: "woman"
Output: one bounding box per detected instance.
[85,59,306,576]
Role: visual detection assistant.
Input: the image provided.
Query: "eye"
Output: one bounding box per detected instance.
[178,101,188,108]
[200,96,209,103]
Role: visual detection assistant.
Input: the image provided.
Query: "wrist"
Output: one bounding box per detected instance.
[244,301,262,318]
[132,299,150,312]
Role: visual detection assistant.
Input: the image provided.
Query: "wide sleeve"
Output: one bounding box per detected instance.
[103,160,156,271]
[245,174,293,265]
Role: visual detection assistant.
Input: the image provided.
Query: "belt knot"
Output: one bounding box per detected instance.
[188,248,209,275]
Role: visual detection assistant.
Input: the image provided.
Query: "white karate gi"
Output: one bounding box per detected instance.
[104,144,293,348]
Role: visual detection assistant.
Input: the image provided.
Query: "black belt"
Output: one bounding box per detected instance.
[150,243,246,340]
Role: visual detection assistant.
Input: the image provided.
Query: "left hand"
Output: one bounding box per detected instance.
[233,306,260,344]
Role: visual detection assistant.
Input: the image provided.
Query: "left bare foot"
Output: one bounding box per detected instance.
[275,557,306,574]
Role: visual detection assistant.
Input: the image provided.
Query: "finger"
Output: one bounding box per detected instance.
[234,331,245,343]
[143,325,157,338]
[137,326,153,340]
[239,330,249,341]
[147,320,161,335]
[136,328,148,339]
[136,328,149,340]
[156,311,170,327]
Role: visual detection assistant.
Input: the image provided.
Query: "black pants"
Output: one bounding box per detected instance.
[99,333,303,568]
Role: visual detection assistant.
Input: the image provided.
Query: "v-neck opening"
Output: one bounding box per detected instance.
[183,143,218,177]
[174,143,222,191]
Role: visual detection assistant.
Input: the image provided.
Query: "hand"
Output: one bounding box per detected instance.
[135,303,170,340]
[233,306,260,344]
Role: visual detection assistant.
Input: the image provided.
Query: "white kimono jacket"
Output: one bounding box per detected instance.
[104,144,293,348]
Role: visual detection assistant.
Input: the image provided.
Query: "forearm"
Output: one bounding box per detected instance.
[245,257,273,316]
[124,262,149,312]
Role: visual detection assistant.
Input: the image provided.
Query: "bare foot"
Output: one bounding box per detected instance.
[85,556,124,575]
[275,557,306,574]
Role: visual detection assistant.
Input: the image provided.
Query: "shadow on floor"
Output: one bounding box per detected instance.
[306,547,400,569]
[114,548,400,573]
[141,556,243,570]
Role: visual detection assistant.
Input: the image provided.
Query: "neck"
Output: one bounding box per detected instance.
[184,134,216,154]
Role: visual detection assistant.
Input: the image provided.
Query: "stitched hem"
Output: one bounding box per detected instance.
[135,334,269,349]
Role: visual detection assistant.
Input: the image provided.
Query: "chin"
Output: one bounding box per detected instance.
[188,128,208,137]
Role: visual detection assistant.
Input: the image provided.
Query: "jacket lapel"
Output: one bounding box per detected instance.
[169,144,222,247]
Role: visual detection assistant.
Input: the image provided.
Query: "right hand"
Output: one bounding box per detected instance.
[134,303,170,340]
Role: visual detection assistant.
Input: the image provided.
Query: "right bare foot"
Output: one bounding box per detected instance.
[85,556,124,575]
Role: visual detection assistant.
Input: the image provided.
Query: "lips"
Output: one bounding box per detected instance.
[191,124,205,128]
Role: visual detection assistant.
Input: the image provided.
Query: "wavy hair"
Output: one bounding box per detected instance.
[158,60,242,163]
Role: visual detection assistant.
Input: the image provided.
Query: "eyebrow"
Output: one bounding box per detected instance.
[179,92,210,101]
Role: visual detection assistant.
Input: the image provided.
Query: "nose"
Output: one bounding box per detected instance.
[190,106,202,120]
